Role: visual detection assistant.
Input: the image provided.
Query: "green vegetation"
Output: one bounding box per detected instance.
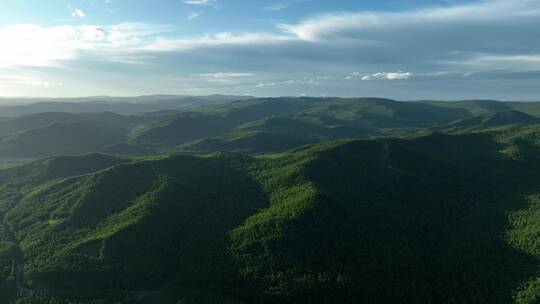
[434,110,540,130]
[1,97,540,158]
[2,98,540,303]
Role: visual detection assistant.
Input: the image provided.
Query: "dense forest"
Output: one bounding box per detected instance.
[1,97,540,303]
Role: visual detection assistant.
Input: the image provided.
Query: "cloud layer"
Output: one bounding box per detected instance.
[2,0,540,99]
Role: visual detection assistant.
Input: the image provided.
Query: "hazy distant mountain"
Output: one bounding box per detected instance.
[0,98,539,159]
[439,111,540,129]
[0,95,252,117]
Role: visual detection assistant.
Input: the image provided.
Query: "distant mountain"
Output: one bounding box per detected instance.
[135,97,473,151]
[130,114,235,147]
[0,98,540,159]
[0,120,127,157]
[437,110,540,130]
[0,112,156,138]
[424,100,540,116]
[0,95,252,117]
[181,130,317,153]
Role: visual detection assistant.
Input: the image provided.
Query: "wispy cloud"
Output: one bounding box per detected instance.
[0,75,62,88]
[183,0,217,6]
[3,0,540,98]
[264,0,308,12]
[188,12,200,20]
[360,72,413,81]
[0,23,168,67]
[70,7,86,18]
[255,76,328,88]
[264,4,291,12]
[142,32,294,51]
[200,72,255,78]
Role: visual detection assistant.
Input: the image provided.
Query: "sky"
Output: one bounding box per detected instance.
[0,0,539,100]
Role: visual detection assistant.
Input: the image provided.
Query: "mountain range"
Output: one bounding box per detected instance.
[1,96,540,303]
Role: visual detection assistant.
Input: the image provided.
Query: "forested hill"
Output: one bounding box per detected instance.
[2,123,540,303]
[2,97,540,161]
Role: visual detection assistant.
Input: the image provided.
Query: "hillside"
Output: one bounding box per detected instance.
[180,131,317,153]
[134,97,474,152]
[424,100,540,117]
[0,120,127,158]
[2,124,540,303]
[436,110,540,130]
[0,95,251,117]
[0,98,539,159]
[0,112,164,159]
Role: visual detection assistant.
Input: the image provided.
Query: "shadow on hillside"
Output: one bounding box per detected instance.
[248,132,540,303]
[11,154,271,302]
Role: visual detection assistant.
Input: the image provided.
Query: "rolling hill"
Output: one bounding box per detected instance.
[438,110,540,129]
[0,120,127,158]
[424,100,540,117]
[0,95,252,117]
[0,98,539,160]
[2,123,540,303]
[132,97,475,152]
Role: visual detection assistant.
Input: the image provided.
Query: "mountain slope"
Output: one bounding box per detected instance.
[424,100,540,117]
[0,95,251,117]
[180,131,317,153]
[140,97,473,152]
[130,114,236,147]
[0,120,127,158]
[3,125,540,303]
[439,111,540,129]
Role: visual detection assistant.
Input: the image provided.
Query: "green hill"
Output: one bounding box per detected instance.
[424,100,540,117]
[0,120,128,158]
[436,110,540,130]
[2,98,540,159]
[130,114,235,147]
[0,112,164,158]
[180,130,317,153]
[0,95,250,117]
[3,124,540,303]
[137,98,474,153]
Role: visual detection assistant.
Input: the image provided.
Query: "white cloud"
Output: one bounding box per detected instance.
[2,0,540,98]
[183,0,216,6]
[440,54,540,71]
[71,8,86,18]
[255,81,282,88]
[255,77,327,88]
[0,23,168,68]
[277,0,540,42]
[264,0,307,12]
[142,32,294,51]
[200,72,255,78]
[264,4,291,12]
[346,72,362,80]
[188,12,200,20]
[361,72,413,81]
[0,75,62,88]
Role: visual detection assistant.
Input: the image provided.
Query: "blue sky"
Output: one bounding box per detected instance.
[0,0,539,100]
